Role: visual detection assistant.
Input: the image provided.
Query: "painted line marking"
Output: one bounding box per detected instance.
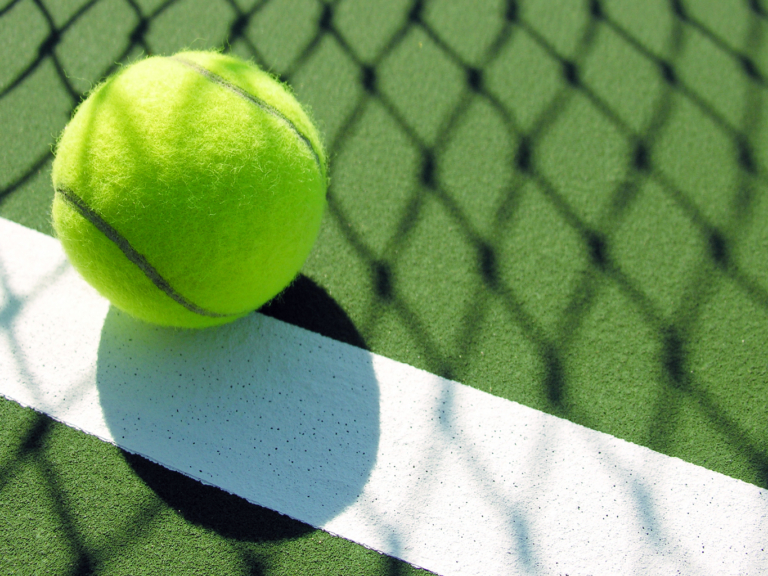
[0,217,766,576]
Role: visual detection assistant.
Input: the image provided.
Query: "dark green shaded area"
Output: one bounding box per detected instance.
[0,399,429,575]
[297,0,768,488]
[2,0,767,573]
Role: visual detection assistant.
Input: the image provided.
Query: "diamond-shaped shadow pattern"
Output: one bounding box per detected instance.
[1,0,768,573]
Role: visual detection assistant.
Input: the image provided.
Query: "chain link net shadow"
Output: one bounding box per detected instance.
[1,0,767,573]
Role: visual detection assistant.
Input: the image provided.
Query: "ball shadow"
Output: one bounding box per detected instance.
[259,274,368,350]
[96,274,378,542]
[121,450,314,541]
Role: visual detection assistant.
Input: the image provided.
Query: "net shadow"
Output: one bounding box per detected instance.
[1,0,767,573]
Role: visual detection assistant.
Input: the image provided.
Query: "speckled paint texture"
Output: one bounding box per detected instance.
[1,217,766,576]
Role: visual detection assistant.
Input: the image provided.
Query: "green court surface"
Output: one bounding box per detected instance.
[1,0,767,574]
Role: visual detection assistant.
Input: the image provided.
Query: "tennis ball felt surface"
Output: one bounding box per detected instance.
[51,51,327,328]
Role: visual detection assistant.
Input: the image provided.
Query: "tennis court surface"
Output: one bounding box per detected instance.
[1,0,767,574]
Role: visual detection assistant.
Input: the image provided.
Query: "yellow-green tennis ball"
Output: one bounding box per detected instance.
[51,51,327,329]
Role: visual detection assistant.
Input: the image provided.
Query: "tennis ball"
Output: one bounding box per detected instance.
[52,51,327,329]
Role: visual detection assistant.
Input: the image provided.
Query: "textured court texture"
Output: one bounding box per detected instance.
[1,0,767,574]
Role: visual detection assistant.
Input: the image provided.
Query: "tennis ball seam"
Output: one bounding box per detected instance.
[169,55,325,179]
[55,186,240,319]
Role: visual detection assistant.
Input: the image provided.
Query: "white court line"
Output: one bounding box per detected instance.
[0,216,765,576]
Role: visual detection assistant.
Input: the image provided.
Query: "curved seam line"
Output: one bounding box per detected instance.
[55,187,241,319]
[168,55,324,175]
